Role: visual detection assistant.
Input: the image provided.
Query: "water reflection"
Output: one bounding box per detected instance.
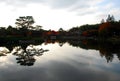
[0,39,120,65]
[0,45,49,66]
[44,39,120,63]
[0,47,10,56]
[0,39,120,81]
[67,39,120,63]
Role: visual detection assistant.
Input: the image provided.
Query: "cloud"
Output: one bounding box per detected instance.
[1,0,104,16]
[0,0,45,7]
[45,0,80,9]
[0,0,79,7]
[95,0,120,21]
[1,0,103,9]
[0,0,120,30]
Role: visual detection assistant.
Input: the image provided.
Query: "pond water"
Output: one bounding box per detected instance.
[0,40,120,81]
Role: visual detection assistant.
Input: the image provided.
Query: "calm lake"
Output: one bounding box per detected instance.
[0,40,120,81]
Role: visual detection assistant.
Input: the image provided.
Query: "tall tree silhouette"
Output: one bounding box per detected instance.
[101,19,105,24]
[106,14,115,22]
[15,16,35,30]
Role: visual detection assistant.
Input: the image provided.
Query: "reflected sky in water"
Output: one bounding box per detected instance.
[0,43,120,81]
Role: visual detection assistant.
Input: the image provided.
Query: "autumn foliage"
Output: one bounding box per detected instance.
[98,22,111,37]
[99,22,111,32]
[82,30,98,37]
[99,22,120,37]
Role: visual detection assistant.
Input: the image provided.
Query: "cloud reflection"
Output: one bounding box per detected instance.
[0,40,120,81]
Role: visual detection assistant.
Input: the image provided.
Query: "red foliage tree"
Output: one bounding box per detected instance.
[99,22,111,37]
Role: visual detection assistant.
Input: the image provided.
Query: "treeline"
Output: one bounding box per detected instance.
[0,16,46,38]
[67,14,120,39]
[0,25,45,37]
[0,15,120,40]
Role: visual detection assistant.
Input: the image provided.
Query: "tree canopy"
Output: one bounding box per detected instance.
[15,16,35,30]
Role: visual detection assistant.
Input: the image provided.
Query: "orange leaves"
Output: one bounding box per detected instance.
[98,22,112,37]
[82,31,88,36]
[44,31,59,36]
[99,22,111,32]
[82,29,98,37]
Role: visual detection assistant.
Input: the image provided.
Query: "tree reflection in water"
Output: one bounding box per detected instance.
[44,39,120,63]
[67,39,120,63]
[0,39,120,65]
[0,47,10,57]
[11,45,49,66]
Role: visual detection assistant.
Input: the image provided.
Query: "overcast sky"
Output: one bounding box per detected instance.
[0,0,120,30]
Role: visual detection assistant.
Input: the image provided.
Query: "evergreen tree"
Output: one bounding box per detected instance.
[101,19,105,24]
[15,16,35,29]
[106,14,115,22]
[111,15,115,22]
